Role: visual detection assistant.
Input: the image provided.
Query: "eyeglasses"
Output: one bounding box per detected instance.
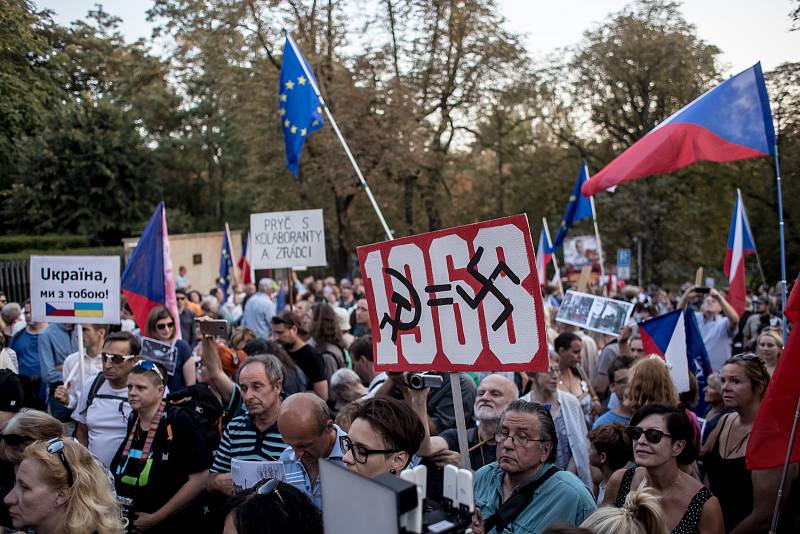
[101,352,136,364]
[627,426,672,444]
[156,322,174,331]
[732,353,759,362]
[176,296,186,301]
[47,438,74,487]
[0,433,33,447]
[340,436,400,464]
[135,360,165,383]
[494,430,548,447]
[254,478,285,505]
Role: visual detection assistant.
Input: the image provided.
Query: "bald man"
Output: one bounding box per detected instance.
[424,374,519,471]
[277,393,348,508]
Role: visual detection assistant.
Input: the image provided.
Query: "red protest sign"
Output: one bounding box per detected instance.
[357,214,548,372]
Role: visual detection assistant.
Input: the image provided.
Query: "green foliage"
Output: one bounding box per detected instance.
[0,234,91,254]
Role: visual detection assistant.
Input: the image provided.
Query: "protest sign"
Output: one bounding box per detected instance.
[140,337,178,376]
[250,209,326,269]
[564,235,601,283]
[616,248,631,280]
[556,290,634,337]
[232,459,285,493]
[30,256,120,325]
[357,214,548,372]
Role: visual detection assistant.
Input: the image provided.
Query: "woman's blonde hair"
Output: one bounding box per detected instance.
[23,439,124,534]
[580,489,668,534]
[623,356,678,412]
[0,409,63,464]
[757,329,784,351]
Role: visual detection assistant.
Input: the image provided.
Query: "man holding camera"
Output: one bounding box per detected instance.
[679,286,739,371]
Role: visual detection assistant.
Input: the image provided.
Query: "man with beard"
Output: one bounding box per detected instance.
[207,355,289,497]
[270,311,327,401]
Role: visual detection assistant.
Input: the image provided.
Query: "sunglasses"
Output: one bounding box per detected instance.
[0,433,33,447]
[135,360,165,383]
[101,352,136,364]
[254,478,285,505]
[732,353,759,362]
[47,438,74,487]
[627,426,672,444]
[156,322,174,330]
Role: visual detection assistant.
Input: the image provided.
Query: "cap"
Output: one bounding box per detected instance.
[0,370,24,413]
[334,307,351,332]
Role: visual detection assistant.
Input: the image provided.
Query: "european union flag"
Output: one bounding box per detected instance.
[550,161,594,250]
[279,36,325,175]
[217,230,233,297]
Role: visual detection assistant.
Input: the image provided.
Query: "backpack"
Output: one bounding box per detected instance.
[81,374,128,416]
[166,383,225,452]
[319,343,345,383]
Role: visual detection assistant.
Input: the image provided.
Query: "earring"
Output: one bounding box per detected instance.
[390,468,397,475]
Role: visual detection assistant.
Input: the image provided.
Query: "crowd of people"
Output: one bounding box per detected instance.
[0,272,795,533]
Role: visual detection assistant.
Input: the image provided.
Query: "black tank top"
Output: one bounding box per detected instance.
[700,415,752,532]
[614,467,713,534]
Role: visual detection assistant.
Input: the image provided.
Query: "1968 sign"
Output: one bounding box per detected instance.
[356,215,548,372]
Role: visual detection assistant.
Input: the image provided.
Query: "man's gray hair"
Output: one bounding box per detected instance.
[237,354,284,387]
[331,368,362,391]
[499,400,557,463]
[258,278,275,292]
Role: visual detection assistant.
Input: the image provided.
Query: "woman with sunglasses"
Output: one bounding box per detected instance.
[222,478,322,534]
[700,354,797,532]
[145,305,195,392]
[341,396,426,479]
[603,404,724,534]
[4,438,124,534]
[111,361,211,533]
[0,409,64,525]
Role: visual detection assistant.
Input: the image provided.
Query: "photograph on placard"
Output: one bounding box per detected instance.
[232,458,286,493]
[140,337,178,376]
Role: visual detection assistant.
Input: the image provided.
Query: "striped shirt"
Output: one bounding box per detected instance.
[211,414,288,473]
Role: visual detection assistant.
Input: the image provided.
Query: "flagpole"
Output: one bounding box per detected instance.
[737,189,768,291]
[769,395,800,534]
[225,222,241,287]
[284,32,393,242]
[774,146,788,345]
[542,218,564,297]
[589,195,606,279]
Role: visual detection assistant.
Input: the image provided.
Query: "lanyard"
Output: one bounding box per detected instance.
[121,401,165,464]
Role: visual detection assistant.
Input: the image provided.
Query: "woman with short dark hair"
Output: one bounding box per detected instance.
[222,479,322,534]
[341,396,425,478]
[603,404,724,533]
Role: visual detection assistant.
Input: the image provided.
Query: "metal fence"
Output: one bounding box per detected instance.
[0,259,30,303]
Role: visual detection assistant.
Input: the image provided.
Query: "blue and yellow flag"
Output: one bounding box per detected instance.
[279,36,325,175]
[550,161,594,251]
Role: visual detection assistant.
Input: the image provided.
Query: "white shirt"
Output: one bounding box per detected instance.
[694,312,734,371]
[61,351,104,409]
[362,372,388,399]
[72,373,132,467]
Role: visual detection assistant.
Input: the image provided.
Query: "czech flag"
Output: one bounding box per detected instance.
[121,202,181,338]
[724,189,756,318]
[238,231,253,285]
[582,63,775,196]
[638,309,712,398]
[747,275,800,469]
[535,227,553,286]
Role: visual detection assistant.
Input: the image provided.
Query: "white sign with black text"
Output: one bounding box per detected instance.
[250,209,326,269]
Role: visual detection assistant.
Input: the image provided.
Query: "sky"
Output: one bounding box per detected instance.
[36,0,800,74]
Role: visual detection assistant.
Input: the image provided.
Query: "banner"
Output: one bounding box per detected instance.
[250,209,326,269]
[556,290,633,337]
[357,214,548,372]
[30,256,120,325]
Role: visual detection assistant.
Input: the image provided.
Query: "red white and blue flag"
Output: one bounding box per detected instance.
[638,309,712,399]
[582,63,775,196]
[535,227,553,286]
[238,230,253,285]
[121,202,181,338]
[724,189,756,317]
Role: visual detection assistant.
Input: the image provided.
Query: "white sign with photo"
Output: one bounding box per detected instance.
[556,290,634,337]
[563,235,601,269]
[232,459,286,493]
[250,209,326,269]
[30,256,120,325]
[140,337,178,376]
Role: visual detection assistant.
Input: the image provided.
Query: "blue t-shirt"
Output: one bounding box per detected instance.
[10,330,40,377]
[591,410,631,430]
[166,339,193,392]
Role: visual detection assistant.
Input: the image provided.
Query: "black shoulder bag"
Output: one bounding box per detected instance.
[482,466,560,533]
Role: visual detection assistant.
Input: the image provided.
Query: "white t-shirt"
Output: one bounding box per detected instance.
[61,352,104,409]
[694,312,734,372]
[72,373,131,467]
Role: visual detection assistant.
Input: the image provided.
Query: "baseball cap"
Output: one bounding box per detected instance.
[0,370,24,413]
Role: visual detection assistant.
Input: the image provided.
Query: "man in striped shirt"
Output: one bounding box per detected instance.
[207,354,288,496]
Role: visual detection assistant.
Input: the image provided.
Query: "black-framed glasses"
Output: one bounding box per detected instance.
[340,436,400,464]
[494,430,548,448]
[46,438,74,487]
[254,478,285,505]
[101,352,136,364]
[0,433,33,447]
[627,426,672,444]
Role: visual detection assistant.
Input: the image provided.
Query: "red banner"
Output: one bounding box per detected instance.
[357,214,548,372]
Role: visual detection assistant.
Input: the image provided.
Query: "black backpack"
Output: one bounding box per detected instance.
[166,383,225,452]
[81,374,128,416]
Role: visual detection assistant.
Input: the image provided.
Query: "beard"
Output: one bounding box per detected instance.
[474,404,502,423]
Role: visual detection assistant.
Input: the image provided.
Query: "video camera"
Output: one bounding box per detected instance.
[320,460,474,534]
[405,372,443,390]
